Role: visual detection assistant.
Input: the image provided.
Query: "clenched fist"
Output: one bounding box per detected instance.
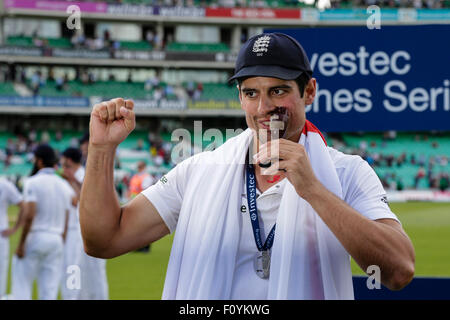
[90,98,135,148]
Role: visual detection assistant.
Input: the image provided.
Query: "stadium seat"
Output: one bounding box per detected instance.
[6,36,33,47]
[0,83,18,96]
[166,42,230,53]
[6,36,71,48]
[119,40,152,51]
[197,83,237,100]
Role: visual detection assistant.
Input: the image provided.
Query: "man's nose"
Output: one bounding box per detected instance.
[257,94,276,115]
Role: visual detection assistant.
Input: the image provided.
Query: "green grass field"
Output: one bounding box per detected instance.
[5,202,450,299]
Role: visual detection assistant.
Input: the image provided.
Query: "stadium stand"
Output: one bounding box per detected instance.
[6,35,151,51]
[335,132,450,190]
[0,70,236,102]
[166,42,230,52]
[18,0,449,8]
[1,128,449,194]
[0,0,449,195]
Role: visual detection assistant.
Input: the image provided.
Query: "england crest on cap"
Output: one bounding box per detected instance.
[252,35,271,55]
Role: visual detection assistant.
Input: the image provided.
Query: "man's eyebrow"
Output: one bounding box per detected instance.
[240,87,256,93]
[270,84,292,90]
[241,84,292,92]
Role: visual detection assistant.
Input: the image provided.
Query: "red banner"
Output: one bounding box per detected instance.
[206,7,301,19]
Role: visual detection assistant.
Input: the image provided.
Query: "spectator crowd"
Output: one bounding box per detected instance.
[0,127,179,202]
[2,128,449,193]
[0,63,207,102]
[329,131,450,191]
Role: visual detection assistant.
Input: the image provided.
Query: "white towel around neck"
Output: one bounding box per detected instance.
[162,121,354,300]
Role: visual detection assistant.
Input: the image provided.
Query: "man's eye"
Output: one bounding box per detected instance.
[273,89,285,95]
[245,91,256,97]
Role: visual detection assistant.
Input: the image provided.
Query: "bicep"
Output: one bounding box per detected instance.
[108,193,170,258]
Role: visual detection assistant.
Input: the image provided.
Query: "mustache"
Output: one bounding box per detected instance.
[256,107,289,120]
[268,106,288,117]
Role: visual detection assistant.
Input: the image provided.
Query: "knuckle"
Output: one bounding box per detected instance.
[115,97,124,104]
[94,103,104,111]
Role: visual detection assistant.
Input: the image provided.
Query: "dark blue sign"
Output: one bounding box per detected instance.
[353,276,450,300]
[266,25,450,132]
[0,96,89,107]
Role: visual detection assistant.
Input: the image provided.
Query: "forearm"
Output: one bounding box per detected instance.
[18,216,33,248]
[303,183,415,290]
[69,179,82,199]
[79,145,121,254]
[11,203,26,231]
[62,210,69,242]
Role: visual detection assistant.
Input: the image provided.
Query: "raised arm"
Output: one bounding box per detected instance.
[79,98,169,259]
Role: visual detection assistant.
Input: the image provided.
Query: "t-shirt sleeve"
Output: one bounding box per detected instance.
[341,159,400,223]
[141,175,155,190]
[75,167,85,184]
[141,162,188,233]
[23,179,38,203]
[5,180,23,205]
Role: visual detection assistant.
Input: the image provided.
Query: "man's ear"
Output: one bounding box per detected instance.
[36,158,43,169]
[304,78,316,106]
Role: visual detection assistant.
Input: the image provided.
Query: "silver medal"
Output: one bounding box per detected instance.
[254,250,271,279]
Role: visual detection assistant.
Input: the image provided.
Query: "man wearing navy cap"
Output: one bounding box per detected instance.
[80,33,415,299]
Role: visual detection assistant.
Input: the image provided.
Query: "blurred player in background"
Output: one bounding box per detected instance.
[79,132,89,166]
[60,146,109,299]
[128,161,155,253]
[128,161,154,200]
[75,135,109,300]
[11,144,72,300]
[0,178,26,299]
[59,147,84,300]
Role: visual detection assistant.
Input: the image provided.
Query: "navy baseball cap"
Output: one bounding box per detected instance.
[228,32,313,83]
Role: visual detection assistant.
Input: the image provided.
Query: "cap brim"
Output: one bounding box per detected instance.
[228,65,304,84]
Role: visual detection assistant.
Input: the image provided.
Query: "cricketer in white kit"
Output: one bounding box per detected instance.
[0,178,25,299]
[59,147,108,300]
[59,179,80,299]
[11,145,71,300]
[76,166,109,300]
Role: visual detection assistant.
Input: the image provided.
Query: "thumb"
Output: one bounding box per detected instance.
[119,106,135,131]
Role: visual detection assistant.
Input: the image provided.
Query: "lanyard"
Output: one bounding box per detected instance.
[245,162,276,252]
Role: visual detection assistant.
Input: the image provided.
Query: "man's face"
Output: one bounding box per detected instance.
[239,76,316,144]
[61,156,76,177]
[80,142,88,159]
